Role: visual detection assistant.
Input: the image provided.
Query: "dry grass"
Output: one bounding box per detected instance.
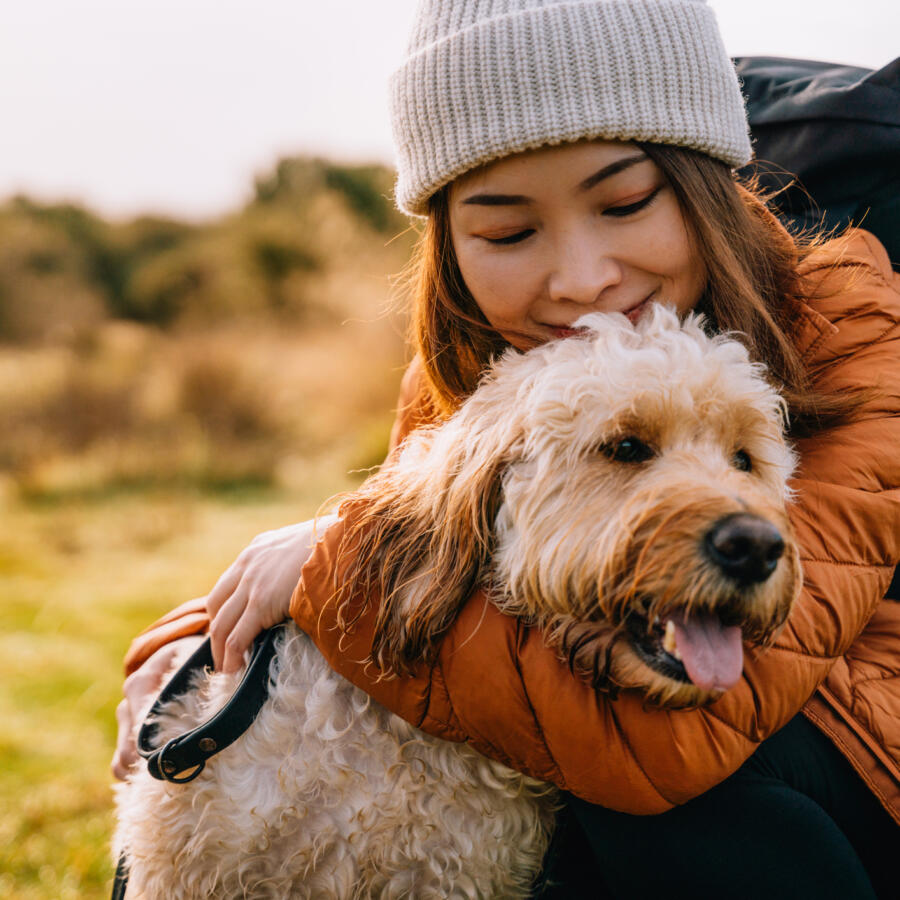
[0,466,373,897]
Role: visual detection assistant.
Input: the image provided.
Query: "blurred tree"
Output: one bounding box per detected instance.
[0,155,412,342]
[322,163,402,233]
[0,204,106,342]
[253,156,407,235]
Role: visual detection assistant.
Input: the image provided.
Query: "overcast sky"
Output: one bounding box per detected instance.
[1,0,896,220]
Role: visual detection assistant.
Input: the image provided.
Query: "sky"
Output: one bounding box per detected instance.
[1,0,896,220]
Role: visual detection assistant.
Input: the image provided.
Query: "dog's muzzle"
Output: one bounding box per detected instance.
[704,513,785,586]
[624,514,788,695]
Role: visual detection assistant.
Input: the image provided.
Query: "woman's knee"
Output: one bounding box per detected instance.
[564,776,877,900]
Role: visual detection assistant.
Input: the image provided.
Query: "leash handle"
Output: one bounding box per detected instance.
[137,623,284,783]
[114,625,284,899]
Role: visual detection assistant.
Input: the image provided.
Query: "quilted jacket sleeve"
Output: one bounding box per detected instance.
[291,231,900,812]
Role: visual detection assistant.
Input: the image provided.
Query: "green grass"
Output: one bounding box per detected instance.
[0,472,356,898]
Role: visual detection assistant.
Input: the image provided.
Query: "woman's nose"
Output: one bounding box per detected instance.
[547,243,623,305]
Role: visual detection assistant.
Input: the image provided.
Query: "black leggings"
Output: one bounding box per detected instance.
[535,715,899,900]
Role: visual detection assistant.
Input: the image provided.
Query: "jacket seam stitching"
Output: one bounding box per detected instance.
[858,232,899,285]
[608,703,674,805]
[514,621,566,788]
[850,669,900,687]
[802,704,897,819]
[799,558,894,568]
[765,644,839,661]
[799,327,832,364]
[869,320,900,346]
[798,259,900,362]
[417,658,438,729]
[702,707,758,742]
[806,303,900,367]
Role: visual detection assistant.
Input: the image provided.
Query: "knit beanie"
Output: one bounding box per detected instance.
[390,0,752,216]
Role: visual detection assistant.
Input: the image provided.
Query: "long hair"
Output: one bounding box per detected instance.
[408,143,861,436]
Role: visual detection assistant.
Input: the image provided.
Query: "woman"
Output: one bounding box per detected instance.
[113,1,900,896]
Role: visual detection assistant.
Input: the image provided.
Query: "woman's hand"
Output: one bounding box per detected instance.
[111,634,205,780]
[111,514,336,780]
[206,516,337,673]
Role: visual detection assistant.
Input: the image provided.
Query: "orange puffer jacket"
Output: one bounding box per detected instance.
[288,227,900,823]
[125,229,900,823]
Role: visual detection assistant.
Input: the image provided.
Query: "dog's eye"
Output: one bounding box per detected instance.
[602,437,655,464]
[733,450,752,472]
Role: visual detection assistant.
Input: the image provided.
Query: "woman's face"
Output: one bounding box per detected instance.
[448,140,707,348]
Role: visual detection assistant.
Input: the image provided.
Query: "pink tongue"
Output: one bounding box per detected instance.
[670,613,743,692]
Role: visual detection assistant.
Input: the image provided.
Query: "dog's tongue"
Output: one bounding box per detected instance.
[670,612,743,692]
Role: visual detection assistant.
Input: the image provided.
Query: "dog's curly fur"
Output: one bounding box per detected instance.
[115,306,801,897]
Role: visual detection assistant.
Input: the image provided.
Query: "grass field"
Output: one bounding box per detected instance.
[0,154,412,897]
[0,468,360,898]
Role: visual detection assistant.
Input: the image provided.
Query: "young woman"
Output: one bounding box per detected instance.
[113,1,900,896]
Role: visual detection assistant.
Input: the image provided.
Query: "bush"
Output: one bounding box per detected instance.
[0,209,107,342]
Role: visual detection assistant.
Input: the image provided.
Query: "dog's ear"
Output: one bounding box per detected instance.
[334,394,518,674]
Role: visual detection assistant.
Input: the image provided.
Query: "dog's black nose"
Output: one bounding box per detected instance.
[704,514,785,585]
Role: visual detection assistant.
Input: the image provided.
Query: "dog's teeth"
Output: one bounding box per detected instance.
[663,620,681,660]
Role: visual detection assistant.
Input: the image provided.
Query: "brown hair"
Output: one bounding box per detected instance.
[408,143,861,436]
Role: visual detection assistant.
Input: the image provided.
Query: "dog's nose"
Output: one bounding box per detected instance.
[704,514,785,585]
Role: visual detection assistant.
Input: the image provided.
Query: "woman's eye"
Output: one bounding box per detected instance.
[483,229,535,245]
[733,450,753,472]
[602,436,655,464]
[603,187,662,218]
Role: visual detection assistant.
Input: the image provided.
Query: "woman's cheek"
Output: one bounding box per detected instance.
[459,248,536,323]
[639,204,705,310]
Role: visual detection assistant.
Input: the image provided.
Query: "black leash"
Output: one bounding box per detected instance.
[112,624,284,900]
[137,624,283,783]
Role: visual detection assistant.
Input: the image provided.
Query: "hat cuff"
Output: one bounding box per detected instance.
[391,0,751,216]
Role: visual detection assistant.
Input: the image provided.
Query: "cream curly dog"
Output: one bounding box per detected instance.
[114,306,801,898]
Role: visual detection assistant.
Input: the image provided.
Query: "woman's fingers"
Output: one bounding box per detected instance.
[221,609,263,674]
[208,585,251,672]
[222,610,253,672]
[112,520,334,780]
[204,562,243,620]
[111,636,205,781]
[122,642,179,707]
[205,518,334,671]
[112,699,137,780]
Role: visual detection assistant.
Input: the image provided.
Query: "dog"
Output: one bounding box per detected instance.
[114,306,801,898]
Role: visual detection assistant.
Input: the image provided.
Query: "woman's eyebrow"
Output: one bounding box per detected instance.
[460,192,530,207]
[460,153,649,206]
[577,153,648,191]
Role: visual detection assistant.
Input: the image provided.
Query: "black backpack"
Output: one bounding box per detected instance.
[736,57,900,601]
[735,56,900,270]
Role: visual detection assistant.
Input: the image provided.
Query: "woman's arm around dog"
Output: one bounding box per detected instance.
[292,230,900,813]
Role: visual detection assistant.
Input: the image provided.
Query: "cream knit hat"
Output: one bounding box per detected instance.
[390,0,752,216]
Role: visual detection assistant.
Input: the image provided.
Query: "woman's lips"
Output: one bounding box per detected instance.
[543,295,655,337]
[548,325,585,339]
[624,299,650,324]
